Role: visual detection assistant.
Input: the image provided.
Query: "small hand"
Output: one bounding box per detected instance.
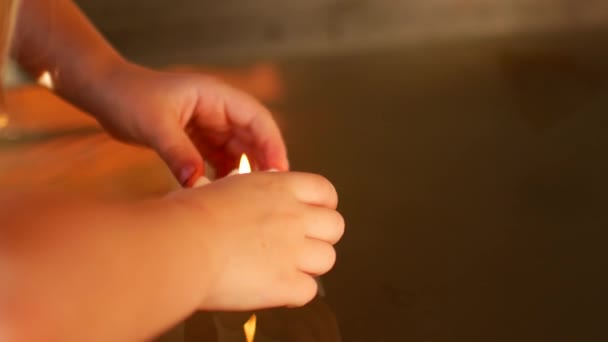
[167,172,344,311]
[94,63,289,186]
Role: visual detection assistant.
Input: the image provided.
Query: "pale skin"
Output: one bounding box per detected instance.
[0,0,345,341]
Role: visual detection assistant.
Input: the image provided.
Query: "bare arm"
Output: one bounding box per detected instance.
[9,0,290,185]
[0,191,208,342]
[11,0,124,113]
[0,172,344,341]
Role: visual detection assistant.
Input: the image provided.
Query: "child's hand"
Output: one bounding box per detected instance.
[91,62,288,185]
[168,172,344,311]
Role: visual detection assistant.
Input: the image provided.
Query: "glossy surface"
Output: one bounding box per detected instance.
[3,30,608,341]
[0,87,178,197]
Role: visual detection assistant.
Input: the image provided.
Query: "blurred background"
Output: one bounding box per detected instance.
[3,0,608,341]
[78,0,608,65]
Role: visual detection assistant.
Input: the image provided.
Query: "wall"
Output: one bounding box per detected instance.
[70,1,608,64]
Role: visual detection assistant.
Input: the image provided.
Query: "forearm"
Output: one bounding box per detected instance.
[0,192,207,341]
[11,0,125,111]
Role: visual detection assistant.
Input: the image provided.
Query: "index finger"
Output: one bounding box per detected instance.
[223,88,289,171]
[284,173,339,209]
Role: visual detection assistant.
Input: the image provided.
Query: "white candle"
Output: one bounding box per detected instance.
[192,176,211,188]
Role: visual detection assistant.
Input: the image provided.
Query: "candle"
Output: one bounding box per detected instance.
[194,153,252,188]
[192,176,211,187]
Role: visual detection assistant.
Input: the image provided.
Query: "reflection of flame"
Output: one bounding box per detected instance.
[239,154,251,174]
[243,314,257,342]
[37,71,54,89]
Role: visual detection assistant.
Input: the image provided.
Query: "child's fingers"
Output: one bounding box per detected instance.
[285,273,319,308]
[220,87,289,171]
[286,173,339,209]
[304,207,345,245]
[298,239,337,276]
[153,122,205,187]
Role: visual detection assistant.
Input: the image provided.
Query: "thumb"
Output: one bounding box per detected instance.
[152,123,204,187]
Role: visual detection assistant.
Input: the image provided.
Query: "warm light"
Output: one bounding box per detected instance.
[239,154,252,174]
[243,314,257,342]
[0,114,8,129]
[37,71,54,89]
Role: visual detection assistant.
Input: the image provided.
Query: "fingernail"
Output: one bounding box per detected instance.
[179,165,196,187]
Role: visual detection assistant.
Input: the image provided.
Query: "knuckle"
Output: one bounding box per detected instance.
[318,210,345,244]
[308,174,338,206]
[331,211,345,234]
[314,174,336,193]
[334,212,345,242]
[292,278,318,307]
[323,245,337,272]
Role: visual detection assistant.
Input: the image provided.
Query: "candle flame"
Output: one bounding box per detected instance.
[237,156,256,341]
[239,154,251,174]
[37,71,54,89]
[243,314,257,342]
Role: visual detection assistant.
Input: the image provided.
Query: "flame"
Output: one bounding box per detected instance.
[239,154,252,174]
[243,314,257,342]
[37,71,54,89]
[239,156,256,341]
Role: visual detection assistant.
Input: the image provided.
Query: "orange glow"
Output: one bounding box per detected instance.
[243,314,257,342]
[0,113,8,129]
[239,154,251,174]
